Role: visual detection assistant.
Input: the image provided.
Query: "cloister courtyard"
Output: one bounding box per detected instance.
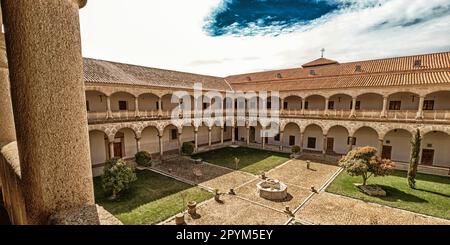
[93,147,450,225]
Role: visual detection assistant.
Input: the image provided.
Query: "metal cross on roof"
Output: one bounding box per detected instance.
[321,48,325,58]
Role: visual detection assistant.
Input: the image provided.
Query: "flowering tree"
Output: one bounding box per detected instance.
[339,146,395,186]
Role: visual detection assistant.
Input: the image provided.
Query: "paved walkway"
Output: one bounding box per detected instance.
[161,159,450,225]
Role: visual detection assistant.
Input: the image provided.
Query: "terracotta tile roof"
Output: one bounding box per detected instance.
[302,57,338,67]
[226,51,450,91]
[83,58,232,91]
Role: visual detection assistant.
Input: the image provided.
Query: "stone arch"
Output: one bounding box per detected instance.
[383,128,413,162]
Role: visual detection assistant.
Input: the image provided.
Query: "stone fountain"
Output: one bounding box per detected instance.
[256,178,288,201]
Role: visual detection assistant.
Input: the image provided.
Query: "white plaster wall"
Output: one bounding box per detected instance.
[86,91,107,112]
[422,131,450,167]
[89,131,107,165]
[388,93,419,110]
[284,97,302,110]
[111,92,136,111]
[198,126,209,145]
[354,127,379,148]
[327,126,349,154]
[283,123,300,146]
[211,126,222,143]
[223,126,232,141]
[181,126,195,144]
[358,94,383,110]
[120,128,137,158]
[305,95,325,110]
[163,126,179,151]
[237,127,247,142]
[384,130,412,163]
[161,95,178,111]
[303,125,323,151]
[141,127,160,154]
[329,95,352,110]
[425,92,450,110]
[139,94,159,111]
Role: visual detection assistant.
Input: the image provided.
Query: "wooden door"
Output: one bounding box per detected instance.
[250,127,256,143]
[289,136,295,146]
[326,138,334,153]
[421,149,434,165]
[113,142,123,158]
[381,145,392,159]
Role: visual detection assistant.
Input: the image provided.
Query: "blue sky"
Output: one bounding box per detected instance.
[80,0,450,76]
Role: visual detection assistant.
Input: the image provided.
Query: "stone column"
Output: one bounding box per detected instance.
[231,126,236,144]
[134,96,139,117]
[208,128,212,147]
[301,98,305,115]
[159,135,164,157]
[324,97,329,116]
[299,132,304,153]
[194,129,198,152]
[377,138,384,158]
[279,131,284,151]
[246,127,250,145]
[0,32,16,143]
[322,135,328,155]
[158,98,163,116]
[220,127,224,144]
[135,137,141,152]
[381,96,388,118]
[106,96,112,119]
[350,97,357,117]
[109,141,115,159]
[177,132,182,155]
[416,96,425,119]
[1,0,94,224]
[261,128,266,149]
[280,98,285,113]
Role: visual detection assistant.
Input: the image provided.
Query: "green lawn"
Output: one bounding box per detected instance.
[192,147,290,174]
[94,170,213,224]
[326,170,450,220]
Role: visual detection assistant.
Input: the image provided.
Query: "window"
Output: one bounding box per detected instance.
[118,101,128,110]
[86,100,90,112]
[414,59,422,68]
[389,101,401,110]
[276,73,282,79]
[156,101,159,110]
[264,137,269,144]
[274,134,280,141]
[283,101,288,110]
[309,70,316,76]
[170,129,177,140]
[203,103,208,110]
[307,137,316,149]
[267,101,272,109]
[328,101,335,110]
[423,100,434,110]
[355,65,362,72]
[347,137,356,145]
[304,101,309,109]
[350,101,361,110]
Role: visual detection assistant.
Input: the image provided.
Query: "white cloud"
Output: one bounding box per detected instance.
[80,0,450,77]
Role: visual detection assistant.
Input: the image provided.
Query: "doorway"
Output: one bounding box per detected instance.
[421,149,434,165]
[113,142,123,158]
[289,136,296,146]
[250,127,256,143]
[326,138,334,153]
[381,145,392,159]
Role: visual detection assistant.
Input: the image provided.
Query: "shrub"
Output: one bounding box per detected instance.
[182,142,195,155]
[102,157,137,200]
[135,151,152,167]
[291,145,301,154]
[339,146,395,186]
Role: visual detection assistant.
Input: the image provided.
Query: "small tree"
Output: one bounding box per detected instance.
[339,146,395,186]
[102,157,137,200]
[291,145,301,154]
[135,151,152,167]
[234,157,240,170]
[407,129,422,189]
[182,142,195,155]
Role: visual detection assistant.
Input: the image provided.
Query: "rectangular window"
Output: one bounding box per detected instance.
[118,101,128,110]
[156,101,159,110]
[267,101,272,109]
[170,129,177,140]
[328,101,335,110]
[274,134,280,141]
[307,137,316,149]
[86,100,90,112]
[389,101,401,110]
[304,101,309,109]
[355,101,361,110]
[203,103,208,110]
[347,137,356,145]
[423,100,434,110]
[283,101,288,110]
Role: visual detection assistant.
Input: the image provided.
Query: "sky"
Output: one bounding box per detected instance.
[79,0,450,77]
